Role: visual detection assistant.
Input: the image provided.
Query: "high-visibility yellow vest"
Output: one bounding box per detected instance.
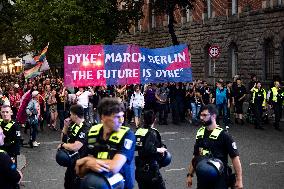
[87,124,130,160]
[252,88,266,107]
[271,87,278,102]
[196,126,223,156]
[0,119,15,132]
[135,128,149,150]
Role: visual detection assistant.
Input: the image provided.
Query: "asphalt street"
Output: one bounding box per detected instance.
[20,120,284,189]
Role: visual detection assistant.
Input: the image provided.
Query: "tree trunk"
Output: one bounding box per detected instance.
[168,3,179,45]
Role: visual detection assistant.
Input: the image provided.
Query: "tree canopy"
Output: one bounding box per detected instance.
[1,0,143,64]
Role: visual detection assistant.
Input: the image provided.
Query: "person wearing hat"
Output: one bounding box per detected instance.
[186,105,243,189]
[135,110,168,189]
[26,90,40,147]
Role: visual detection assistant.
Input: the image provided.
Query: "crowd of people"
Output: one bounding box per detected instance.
[0,72,283,188]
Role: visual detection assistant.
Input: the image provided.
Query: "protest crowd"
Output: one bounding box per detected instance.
[0,70,283,189]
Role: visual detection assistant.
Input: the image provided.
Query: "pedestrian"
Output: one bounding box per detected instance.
[76,87,94,123]
[135,110,167,189]
[269,81,284,131]
[186,104,243,189]
[0,126,23,189]
[232,78,247,124]
[59,104,90,189]
[129,85,145,128]
[0,105,21,164]
[155,83,170,125]
[48,88,58,130]
[212,80,230,129]
[75,97,136,189]
[250,81,266,129]
[26,91,40,147]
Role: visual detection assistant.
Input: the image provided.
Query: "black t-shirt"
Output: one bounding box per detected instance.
[56,94,65,111]
[0,121,21,157]
[193,128,239,165]
[0,152,21,189]
[233,85,247,101]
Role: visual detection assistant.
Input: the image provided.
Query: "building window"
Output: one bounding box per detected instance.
[278,0,283,6]
[232,0,238,15]
[186,8,191,22]
[205,44,214,77]
[264,39,275,80]
[228,43,238,78]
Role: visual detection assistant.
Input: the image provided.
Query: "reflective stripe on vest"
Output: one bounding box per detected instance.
[70,123,83,137]
[0,149,6,153]
[0,119,15,132]
[271,87,278,102]
[88,124,130,159]
[196,126,223,140]
[135,128,149,148]
[252,88,266,106]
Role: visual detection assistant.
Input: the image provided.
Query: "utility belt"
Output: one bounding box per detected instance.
[135,157,159,171]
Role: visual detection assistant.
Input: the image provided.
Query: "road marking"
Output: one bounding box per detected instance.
[21,181,32,183]
[165,168,186,172]
[180,138,191,140]
[169,139,175,141]
[41,178,58,182]
[249,163,259,166]
[160,132,178,135]
[276,161,284,164]
[41,141,61,145]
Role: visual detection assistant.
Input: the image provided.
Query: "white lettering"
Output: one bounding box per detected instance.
[72,71,78,80]
[178,52,186,62]
[123,53,131,62]
[148,55,155,63]
[105,53,114,63]
[115,53,122,62]
[68,55,75,64]
[90,54,97,63]
[87,71,93,79]
[75,54,83,64]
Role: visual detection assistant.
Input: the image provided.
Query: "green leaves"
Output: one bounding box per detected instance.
[1,0,143,64]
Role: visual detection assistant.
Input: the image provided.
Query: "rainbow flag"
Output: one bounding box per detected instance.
[24,62,43,79]
[34,42,49,62]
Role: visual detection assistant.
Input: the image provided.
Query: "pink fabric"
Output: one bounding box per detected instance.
[16,90,32,124]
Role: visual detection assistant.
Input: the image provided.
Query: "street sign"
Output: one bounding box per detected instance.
[209,45,221,58]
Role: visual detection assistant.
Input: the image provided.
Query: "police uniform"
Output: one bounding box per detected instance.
[269,87,284,130]
[135,127,166,189]
[63,121,89,189]
[87,124,136,189]
[251,88,266,129]
[0,119,21,161]
[194,126,239,189]
[0,150,21,189]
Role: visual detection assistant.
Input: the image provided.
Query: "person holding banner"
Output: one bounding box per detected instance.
[129,85,145,128]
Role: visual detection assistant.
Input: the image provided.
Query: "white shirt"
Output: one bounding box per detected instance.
[129,92,145,108]
[76,91,91,108]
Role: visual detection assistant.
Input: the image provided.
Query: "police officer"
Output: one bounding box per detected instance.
[135,110,167,189]
[269,81,284,131]
[186,104,243,189]
[0,126,23,189]
[251,81,266,130]
[59,104,90,189]
[75,97,136,189]
[0,105,21,164]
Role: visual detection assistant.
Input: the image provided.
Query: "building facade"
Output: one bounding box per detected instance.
[115,0,284,84]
